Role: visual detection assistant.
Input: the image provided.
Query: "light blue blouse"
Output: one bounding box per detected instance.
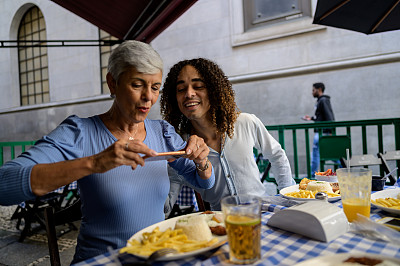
[0,115,215,263]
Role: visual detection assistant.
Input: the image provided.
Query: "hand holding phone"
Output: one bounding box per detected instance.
[143,151,186,161]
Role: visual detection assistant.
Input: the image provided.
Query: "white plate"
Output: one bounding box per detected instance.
[371,188,400,215]
[125,212,227,261]
[280,185,341,202]
[294,252,400,266]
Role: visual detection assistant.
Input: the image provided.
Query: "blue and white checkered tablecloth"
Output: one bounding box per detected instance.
[176,185,199,211]
[73,187,400,266]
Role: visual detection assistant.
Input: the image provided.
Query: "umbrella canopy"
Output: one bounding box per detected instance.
[50,0,197,42]
[313,0,400,34]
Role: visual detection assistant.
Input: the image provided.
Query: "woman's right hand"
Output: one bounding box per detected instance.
[92,139,157,172]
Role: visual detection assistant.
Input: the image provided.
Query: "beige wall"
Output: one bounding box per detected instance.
[0,0,399,174]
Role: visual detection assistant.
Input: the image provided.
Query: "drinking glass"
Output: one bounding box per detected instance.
[336,168,372,222]
[221,195,261,264]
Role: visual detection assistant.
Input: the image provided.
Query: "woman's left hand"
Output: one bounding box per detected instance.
[185,135,209,166]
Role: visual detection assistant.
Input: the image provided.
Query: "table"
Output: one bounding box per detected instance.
[73,187,400,266]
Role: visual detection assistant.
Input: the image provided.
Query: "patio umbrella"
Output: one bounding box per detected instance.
[313,0,400,34]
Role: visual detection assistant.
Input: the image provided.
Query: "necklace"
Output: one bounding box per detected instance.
[115,124,139,140]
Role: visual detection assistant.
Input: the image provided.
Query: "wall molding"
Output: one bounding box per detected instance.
[229,52,400,84]
[0,94,112,115]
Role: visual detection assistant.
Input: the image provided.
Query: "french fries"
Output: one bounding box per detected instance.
[372,197,400,209]
[120,227,219,256]
[284,190,340,199]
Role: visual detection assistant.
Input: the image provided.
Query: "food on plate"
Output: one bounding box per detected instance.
[199,211,226,235]
[120,226,219,256]
[330,182,340,193]
[372,197,400,209]
[339,256,399,266]
[315,168,336,176]
[306,181,334,194]
[284,190,339,199]
[299,178,340,193]
[299,178,314,190]
[285,178,340,199]
[343,256,382,265]
[120,212,227,256]
[175,215,212,241]
[315,169,339,183]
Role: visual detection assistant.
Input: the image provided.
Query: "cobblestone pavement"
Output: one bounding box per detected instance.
[0,205,78,266]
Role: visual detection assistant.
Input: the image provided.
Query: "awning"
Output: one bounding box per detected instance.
[50,0,197,43]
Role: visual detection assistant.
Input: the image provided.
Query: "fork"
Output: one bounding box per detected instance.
[118,248,178,265]
[145,248,178,264]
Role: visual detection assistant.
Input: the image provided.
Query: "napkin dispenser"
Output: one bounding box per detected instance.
[267,201,349,242]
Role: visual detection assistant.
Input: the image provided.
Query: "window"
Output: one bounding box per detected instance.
[230,0,320,47]
[243,0,311,31]
[18,6,49,106]
[99,30,119,94]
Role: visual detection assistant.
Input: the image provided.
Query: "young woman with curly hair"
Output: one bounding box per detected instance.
[161,58,295,211]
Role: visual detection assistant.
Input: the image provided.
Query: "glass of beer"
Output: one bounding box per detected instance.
[221,195,261,264]
[337,168,372,222]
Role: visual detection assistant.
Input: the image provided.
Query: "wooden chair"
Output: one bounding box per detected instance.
[11,185,79,242]
[44,199,82,266]
[194,191,210,212]
[319,135,350,171]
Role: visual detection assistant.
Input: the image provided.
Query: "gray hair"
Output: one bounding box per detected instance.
[107,40,163,81]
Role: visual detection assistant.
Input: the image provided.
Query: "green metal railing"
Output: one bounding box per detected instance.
[2,118,400,185]
[0,141,36,165]
[263,118,400,181]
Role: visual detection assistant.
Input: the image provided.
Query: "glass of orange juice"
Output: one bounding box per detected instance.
[221,195,261,264]
[336,168,372,222]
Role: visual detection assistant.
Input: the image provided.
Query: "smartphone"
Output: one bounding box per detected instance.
[143,150,186,161]
[376,217,400,231]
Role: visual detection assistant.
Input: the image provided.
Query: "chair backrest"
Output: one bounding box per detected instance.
[377,151,399,185]
[346,154,382,167]
[319,135,351,161]
[44,199,81,266]
[380,150,400,161]
[342,153,397,186]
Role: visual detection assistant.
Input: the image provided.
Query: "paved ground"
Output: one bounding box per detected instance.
[0,205,79,266]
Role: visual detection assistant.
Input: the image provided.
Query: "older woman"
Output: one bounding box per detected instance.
[161,58,294,211]
[0,41,214,263]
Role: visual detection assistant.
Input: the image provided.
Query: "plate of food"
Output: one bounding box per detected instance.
[280,178,341,202]
[294,252,400,266]
[120,211,227,261]
[371,188,400,215]
[315,169,338,183]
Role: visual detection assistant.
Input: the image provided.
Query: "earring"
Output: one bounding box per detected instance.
[110,94,116,98]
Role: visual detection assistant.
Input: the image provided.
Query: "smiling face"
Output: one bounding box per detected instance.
[176,65,211,122]
[108,67,162,123]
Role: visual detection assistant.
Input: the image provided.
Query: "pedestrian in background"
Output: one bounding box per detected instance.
[302,82,335,177]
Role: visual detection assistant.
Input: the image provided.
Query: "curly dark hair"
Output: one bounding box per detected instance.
[160,58,240,138]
